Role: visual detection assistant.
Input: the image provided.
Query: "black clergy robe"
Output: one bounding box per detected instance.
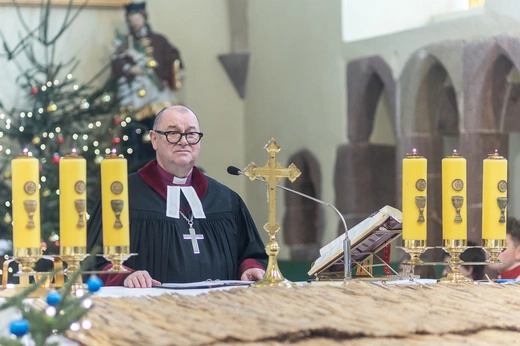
[86,160,267,285]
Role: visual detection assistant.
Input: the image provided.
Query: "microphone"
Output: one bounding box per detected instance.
[227,166,242,176]
[227,165,352,281]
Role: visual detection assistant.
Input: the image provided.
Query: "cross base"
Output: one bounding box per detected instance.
[252,241,296,288]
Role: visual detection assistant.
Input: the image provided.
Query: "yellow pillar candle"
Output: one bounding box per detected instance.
[11,149,40,249]
[442,150,467,240]
[402,149,427,240]
[59,150,87,248]
[482,150,507,240]
[101,151,129,248]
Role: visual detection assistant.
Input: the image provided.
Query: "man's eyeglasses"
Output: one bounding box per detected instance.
[154,130,204,145]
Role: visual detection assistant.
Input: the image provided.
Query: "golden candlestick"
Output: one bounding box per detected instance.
[482,238,506,263]
[244,138,301,288]
[102,246,135,272]
[13,247,42,287]
[400,239,427,265]
[440,239,472,283]
[59,246,88,289]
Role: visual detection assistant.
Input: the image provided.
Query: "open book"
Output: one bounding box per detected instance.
[308,205,402,278]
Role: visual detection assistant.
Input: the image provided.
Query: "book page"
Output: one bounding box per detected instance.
[308,205,402,276]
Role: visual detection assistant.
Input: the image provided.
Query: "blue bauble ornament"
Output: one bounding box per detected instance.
[46,291,62,306]
[87,275,103,292]
[9,319,29,337]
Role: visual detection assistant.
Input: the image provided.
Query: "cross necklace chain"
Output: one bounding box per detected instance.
[179,211,204,254]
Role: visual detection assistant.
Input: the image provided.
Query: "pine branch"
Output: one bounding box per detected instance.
[0,0,132,246]
[46,1,89,46]
[22,42,49,74]
[0,337,23,346]
[0,273,53,312]
[12,0,44,46]
[41,1,51,45]
[0,252,99,345]
[0,29,37,60]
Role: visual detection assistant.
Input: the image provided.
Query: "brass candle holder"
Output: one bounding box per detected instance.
[440,239,472,283]
[102,246,135,272]
[482,239,506,263]
[13,247,42,287]
[59,246,89,289]
[400,239,427,265]
[2,248,66,294]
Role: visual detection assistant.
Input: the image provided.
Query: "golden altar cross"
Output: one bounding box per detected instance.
[244,138,301,287]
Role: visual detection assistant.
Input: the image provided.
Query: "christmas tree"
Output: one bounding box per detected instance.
[0,264,103,346]
[0,0,125,256]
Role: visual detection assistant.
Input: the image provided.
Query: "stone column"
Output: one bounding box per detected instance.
[334,142,396,234]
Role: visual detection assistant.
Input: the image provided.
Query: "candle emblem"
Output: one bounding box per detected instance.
[75,200,86,228]
[74,180,86,228]
[452,196,464,223]
[415,196,426,223]
[23,182,37,228]
[110,181,124,228]
[498,197,507,223]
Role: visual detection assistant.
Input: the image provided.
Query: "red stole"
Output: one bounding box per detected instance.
[137,159,208,201]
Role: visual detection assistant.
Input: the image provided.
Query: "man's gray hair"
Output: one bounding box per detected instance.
[153,105,200,130]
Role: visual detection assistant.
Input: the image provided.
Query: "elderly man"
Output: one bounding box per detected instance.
[87,106,267,287]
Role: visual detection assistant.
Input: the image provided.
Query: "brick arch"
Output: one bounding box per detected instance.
[460,35,520,242]
[400,48,462,138]
[346,56,396,143]
[334,56,397,231]
[282,149,323,261]
[464,35,520,132]
[413,58,458,134]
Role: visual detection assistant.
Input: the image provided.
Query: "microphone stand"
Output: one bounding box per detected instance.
[248,175,352,281]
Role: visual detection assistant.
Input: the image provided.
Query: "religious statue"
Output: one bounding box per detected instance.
[112,1,184,121]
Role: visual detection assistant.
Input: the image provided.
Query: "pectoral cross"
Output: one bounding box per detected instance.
[183,226,204,254]
[243,138,301,287]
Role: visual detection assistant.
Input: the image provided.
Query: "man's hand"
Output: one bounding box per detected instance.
[240,268,265,281]
[124,270,161,288]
